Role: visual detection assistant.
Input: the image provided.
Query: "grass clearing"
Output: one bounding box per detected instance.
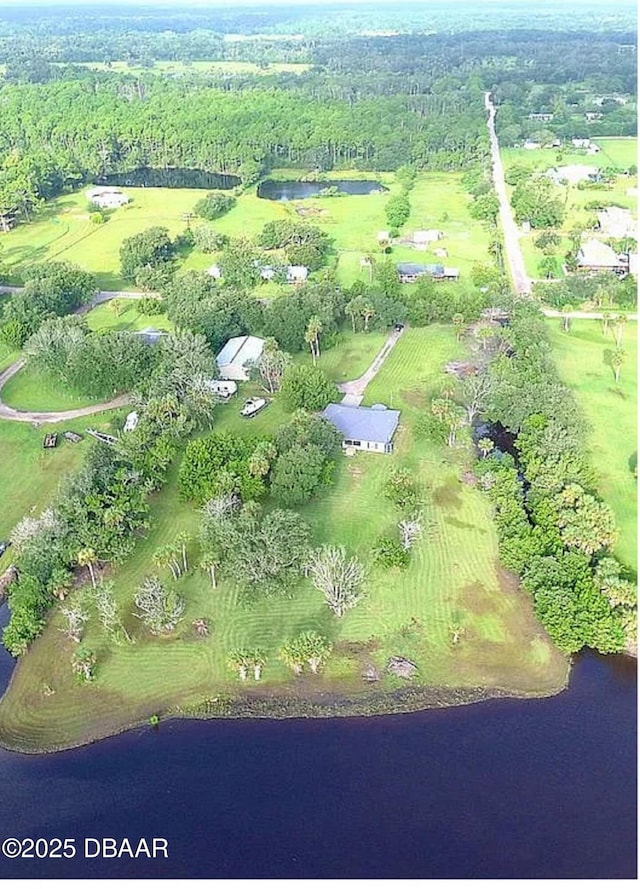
[85,301,174,335]
[547,318,637,571]
[0,410,124,542]
[0,326,568,751]
[2,170,492,292]
[1,365,103,412]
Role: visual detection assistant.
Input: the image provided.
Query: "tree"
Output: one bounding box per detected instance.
[372,535,410,568]
[248,440,277,478]
[385,192,411,230]
[176,532,190,574]
[556,484,618,557]
[93,581,130,644]
[134,576,185,635]
[307,545,366,618]
[561,303,573,333]
[476,325,494,351]
[252,337,290,393]
[280,365,337,412]
[60,602,88,643]
[72,646,96,683]
[228,649,252,681]
[610,347,624,384]
[478,436,494,458]
[361,300,376,332]
[270,443,329,507]
[77,548,98,588]
[279,637,306,675]
[459,373,492,425]
[298,630,332,673]
[345,295,364,332]
[601,311,612,337]
[192,225,227,253]
[304,315,323,364]
[194,192,235,221]
[120,226,175,281]
[153,544,181,581]
[399,516,422,551]
[383,467,421,513]
[452,313,465,341]
[614,314,627,347]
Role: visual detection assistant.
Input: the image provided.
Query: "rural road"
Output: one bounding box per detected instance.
[0,285,145,310]
[485,91,532,296]
[338,326,404,406]
[0,358,130,424]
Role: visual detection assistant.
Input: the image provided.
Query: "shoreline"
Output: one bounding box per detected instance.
[0,669,571,756]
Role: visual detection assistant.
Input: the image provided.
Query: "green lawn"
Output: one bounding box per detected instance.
[85,301,175,335]
[0,410,124,542]
[548,318,637,571]
[1,365,103,412]
[2,170,492,292]
[0,326,568,751]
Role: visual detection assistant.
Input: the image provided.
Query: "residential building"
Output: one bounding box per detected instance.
[576,239,623,272]
[322,403,401,454]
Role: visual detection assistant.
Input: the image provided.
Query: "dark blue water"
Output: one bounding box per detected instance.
[97,168,241,190]
[257,179,387,201]
[0,602,635,879]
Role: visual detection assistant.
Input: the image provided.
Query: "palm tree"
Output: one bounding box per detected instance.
[560,303,573,333]
[251,650,267,680]
[299,631,332,674]
[452,313,465,342]
[279,638,305,675]
[601,311,612,337]
[345,295,364,332]
[153,545,178,581]
[200,547,222,589]
[361,301,376,333]
[449,623,465,645]
[228,649,252,681]
[614,314,627,347]
[476,325,494,351]
[363,253,375,283]
[478,436,494,458]
[176,532,190,574]
[192,618,209,637]
[77,548,98,588]
[305,315,323,364]
[611,347,624,384]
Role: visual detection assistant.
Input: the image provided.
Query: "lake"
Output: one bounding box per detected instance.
[257,179,387,201]
[97,168,241,190]
[0,603,635,879]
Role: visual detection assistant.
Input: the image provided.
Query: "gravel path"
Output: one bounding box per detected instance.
[485,92,532,296]
[0,358,129,424]
[337,327,405,405]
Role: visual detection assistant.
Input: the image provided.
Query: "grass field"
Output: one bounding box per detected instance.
[1,365,104,412]
[1,170,492,291]
[0,409,125,543]
[85,301,175,335]
[0,326,568,752]
[548,318,637,571]
[502,139,638,281]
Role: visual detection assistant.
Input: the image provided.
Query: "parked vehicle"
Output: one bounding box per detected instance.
[0,541,10,557]
[240,397,268,418]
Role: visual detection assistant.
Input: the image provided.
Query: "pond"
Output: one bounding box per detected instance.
[97,168,241,190]
[257,179,388,201]
[0,603,635,879]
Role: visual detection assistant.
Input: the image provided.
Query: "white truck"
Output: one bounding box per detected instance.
[240,397,268,418]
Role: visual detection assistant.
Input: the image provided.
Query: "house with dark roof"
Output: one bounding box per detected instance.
[396,262,459,283]
[322,403,400,454]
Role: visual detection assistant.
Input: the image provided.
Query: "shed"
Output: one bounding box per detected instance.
[321,403,400,454]
[216,335,265,381]
[206,264,222,279]
[135,327,165,346]
[287,265,308,284]
[413,229,442,249]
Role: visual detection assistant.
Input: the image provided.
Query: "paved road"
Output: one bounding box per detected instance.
[485,92,531,296]
[0,286,146,309]
[337,327,405,406]
[0,358,130,424]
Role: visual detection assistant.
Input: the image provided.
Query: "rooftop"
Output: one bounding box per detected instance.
[216,335,265,369]
[322,403,400,445]
[577,238,621,268]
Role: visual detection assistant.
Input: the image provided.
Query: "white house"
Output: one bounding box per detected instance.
[576,239,622,272]
[546,165,599,186]
[413,229,443,249]
[596,207,636,240]
[86,187,130,209]
[321,403,401,454]
[287,265,308,284]
[216,335,265,381]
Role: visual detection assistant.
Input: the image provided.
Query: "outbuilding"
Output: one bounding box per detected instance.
[86,187,130,209]
[322,403,400,454]
[216,335,265,381]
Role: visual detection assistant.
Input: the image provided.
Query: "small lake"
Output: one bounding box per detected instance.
[97,168,241,190]
[0,603,635,878]
[257,179,388,201]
